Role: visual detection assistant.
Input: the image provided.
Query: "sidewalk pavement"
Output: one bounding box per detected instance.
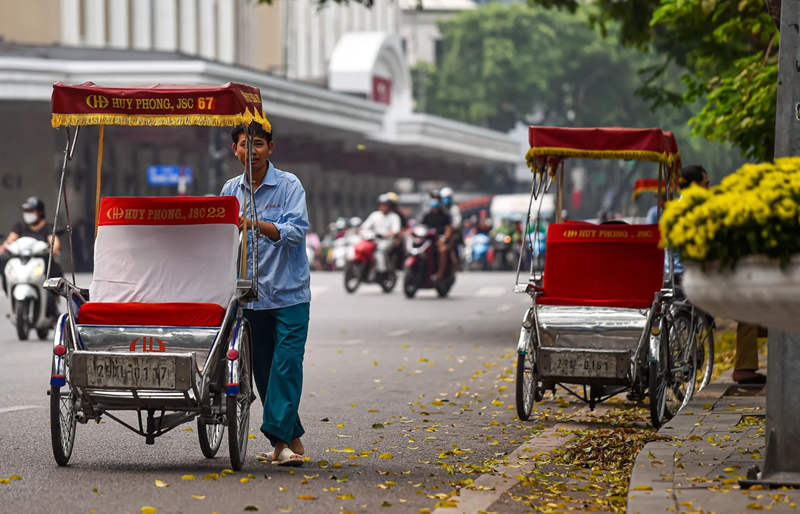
[626,368,799,514]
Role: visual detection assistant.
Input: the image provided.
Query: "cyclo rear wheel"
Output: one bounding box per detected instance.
[516,327,543,421]
[664,311,698,417]
[51,328,77,466]
[695,313,715,391]
[649,316,668,428]
[227,321,253,471]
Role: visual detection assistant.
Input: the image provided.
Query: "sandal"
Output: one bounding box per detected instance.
[272,447,303,467]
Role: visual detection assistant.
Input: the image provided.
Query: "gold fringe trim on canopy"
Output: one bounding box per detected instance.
[526,147,680,173]
[52,111,272,132]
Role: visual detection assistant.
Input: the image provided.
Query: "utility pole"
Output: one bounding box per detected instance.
[742,0,800,488]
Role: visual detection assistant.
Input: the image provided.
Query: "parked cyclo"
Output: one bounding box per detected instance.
[512,127,714,427]
[45,81,270,469]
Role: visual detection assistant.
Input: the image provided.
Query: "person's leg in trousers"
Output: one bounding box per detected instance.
[243,309,276,412]
[732,321,765,383]
[260,303,309,452]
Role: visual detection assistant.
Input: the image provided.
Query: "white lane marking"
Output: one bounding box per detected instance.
[475,286,507,297]
[311,286,330,297]
[388,329,410,337]
[497,304,514,313]
[0,405,44,415]
[433,321,451,328]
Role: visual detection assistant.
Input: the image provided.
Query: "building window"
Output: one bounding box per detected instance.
[434,39,444,67]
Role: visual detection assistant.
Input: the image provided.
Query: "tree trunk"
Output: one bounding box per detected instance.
[765,0,781,30]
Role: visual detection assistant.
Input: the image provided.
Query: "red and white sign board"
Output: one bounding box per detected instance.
[372,76,392,105]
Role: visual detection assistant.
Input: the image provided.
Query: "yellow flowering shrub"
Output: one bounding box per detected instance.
[660,157,800,270]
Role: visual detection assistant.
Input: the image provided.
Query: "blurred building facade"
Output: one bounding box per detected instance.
[0,0,518,271]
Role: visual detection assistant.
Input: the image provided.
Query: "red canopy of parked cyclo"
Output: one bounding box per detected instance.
[51,81,270,131]
[631,178,669,200]
[526,126,681,175]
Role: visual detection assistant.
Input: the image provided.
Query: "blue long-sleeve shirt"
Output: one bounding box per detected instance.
[220,162,311,310]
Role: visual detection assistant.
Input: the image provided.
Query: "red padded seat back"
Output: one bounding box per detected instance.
[539,223,663,309]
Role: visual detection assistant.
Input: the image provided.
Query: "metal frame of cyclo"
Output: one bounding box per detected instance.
[46,124,261,300]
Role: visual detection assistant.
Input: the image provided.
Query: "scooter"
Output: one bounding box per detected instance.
[469,233,491,271]
[3,237,59,341]
[343,230,397,293]
[403,226,456,298]
[491,233,518,271]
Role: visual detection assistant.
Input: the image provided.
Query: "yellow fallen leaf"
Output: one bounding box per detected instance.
[304,474,319,480]
[746,504,765,510]
[248,433,256,439]
[244,506,258,512]
[350,403,357,408]
[279,487,288,491]
[378,453,393,459]
[277,508,291,514]
[381,502,393,507]
[498,386,507,392]
[92,488,99,493]
[337,424,345,428]
[203,473,219,481]
[297,495,316,500]
[9,475,21,481]
[154,479,169,488]
[633,485,653,491]
[491,400,504,407]
[140,507,157,514]
[192,495,206,500]
[221,469,235,476]
[337,493,355,499]
[0,479,9,484]
[183,427,194,432]
[181,475,196,480]
[434,500,458,508]
[240,477,250,483]
[368,409,378,413]
[419,510,432,514]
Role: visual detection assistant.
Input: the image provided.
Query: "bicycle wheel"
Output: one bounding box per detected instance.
[228,322,253,471]
[198,417,224,458]
[51,347,77,466]
[695,313,715,391]
[649,317,668,428]
[515,329,543,421]
[664,311,698,418]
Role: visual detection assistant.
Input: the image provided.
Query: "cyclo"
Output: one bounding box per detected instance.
[45,82,270,469]
[512,126,713,428]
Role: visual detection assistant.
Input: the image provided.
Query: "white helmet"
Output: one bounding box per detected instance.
[349,216,362,227]
[335,217,347,230]
[440,187,453,198]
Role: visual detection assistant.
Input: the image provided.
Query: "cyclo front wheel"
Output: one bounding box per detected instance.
[227,321,253,471]
[695,313,715,391]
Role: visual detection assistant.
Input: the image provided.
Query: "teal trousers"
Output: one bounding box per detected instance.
[243,303,309,447]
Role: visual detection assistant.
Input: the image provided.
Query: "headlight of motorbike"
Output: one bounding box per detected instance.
[504,235,512,244]
[33,265,44,277]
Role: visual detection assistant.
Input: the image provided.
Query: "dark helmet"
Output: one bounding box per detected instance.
[21,196,45,214]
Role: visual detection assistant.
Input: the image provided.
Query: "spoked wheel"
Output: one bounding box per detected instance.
[227,322,253,471]
[51,351,77,466]
[16,300,29,341]
[649,317,668,428]
[344,262,362,293]
[515,338,543,421]
[695,313,715,391]
[665,311,698,417]
[198,417,224,458]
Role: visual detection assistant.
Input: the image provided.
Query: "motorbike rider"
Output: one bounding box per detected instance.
[360,195,402,275]
[420,194,453,282]
[385,192,408,270]
[0,197,62,310]
[439,187,462,269]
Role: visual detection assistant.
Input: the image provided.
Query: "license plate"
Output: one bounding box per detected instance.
[84,355,176,389]
[548,353,618,378]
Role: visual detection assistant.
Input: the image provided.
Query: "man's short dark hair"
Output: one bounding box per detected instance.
[231,124,272,145]
[681,165,707,186]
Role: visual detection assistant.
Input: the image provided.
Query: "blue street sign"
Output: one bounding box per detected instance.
[147,165,193,186]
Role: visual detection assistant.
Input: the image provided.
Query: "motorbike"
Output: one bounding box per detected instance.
[3,237,59,341]
[332,233,360,271]
[403,225,456,298]
[469,233,491,271]
[343,230,397,293]
[491,232,518,271]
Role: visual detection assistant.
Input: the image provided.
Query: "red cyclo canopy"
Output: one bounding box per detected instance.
[51,82,270,131]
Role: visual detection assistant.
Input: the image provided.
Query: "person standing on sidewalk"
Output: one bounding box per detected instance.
[680,165,766,385]
[221,124,311,467]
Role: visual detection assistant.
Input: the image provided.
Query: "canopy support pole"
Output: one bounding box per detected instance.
[94,124,105,239]
[555,160,565,224]
[47,126,80,285]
